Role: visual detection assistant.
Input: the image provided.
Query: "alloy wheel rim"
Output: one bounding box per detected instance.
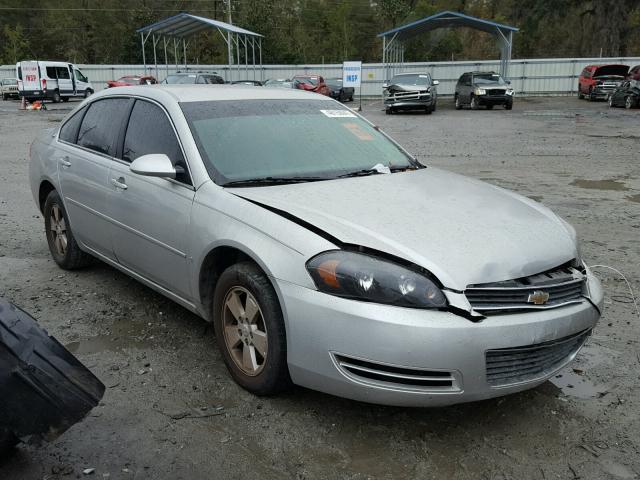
[222,287,268,376]
[49,204,68,256]
[626,97,632,109]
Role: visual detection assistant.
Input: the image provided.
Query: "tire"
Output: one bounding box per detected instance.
[625,96,634,109]
[385,107,393,115]
[432,101,437,112]
[2,94,6,101]
[52,91,61,103]
[608,95,615,108]
[62,97,69,103]
[486,104,494,110]
[454,95,462,110]
[470,95,479,110]
[0,299,105,450]
[505,101,513,110]
[425,106,432,114]
[43,190,93,270]
[588,88,596,102]
[84,89,93,98]
[578,85,584,99]
[212,262,292,395]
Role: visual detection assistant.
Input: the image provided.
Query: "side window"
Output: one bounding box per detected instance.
[46,66,56,78]
[74,69,88,83]
[56,67,70,79]
[122,100,191,185]
[59,107,86,144]
[77,98,130,156]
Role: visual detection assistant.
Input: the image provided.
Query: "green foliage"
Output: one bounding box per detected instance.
[0,0,638,67]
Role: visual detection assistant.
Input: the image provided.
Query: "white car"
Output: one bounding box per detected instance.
[1,78,19,100]
[16,60,93,103]
[29,85,603,406]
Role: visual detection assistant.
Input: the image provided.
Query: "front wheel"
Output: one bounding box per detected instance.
[588,89,596,102]
[84,89,93,98]
[44,191,93,270]
[625,96,634,109]
[505,101,513,110]
[2,94,6,101]
[213,262,292,395]
[578,85,584,99]
[454,95,462,110]
[470,95,479,110]
[52,91,61,103]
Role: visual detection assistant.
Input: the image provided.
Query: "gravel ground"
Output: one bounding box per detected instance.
[0,95,638,480]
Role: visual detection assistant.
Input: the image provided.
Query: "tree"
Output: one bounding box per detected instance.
[2,25,31,64]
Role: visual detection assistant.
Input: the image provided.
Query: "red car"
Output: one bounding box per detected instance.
[291,74,332,97]
[106,75,157,88]
[578,64,629,101]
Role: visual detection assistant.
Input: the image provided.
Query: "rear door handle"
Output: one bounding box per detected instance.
[110,177,128,190]
[60,156,71,168]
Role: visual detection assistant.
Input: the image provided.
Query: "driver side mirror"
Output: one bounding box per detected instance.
[130,153,176,179]
[506,80,511,85]
[432,80,439,86]
[382,82,389,89]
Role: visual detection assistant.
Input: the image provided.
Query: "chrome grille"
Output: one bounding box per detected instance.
[334,354,459,391]
[465,264,586,314]
[485,329,591,386]
[486,89,506,95]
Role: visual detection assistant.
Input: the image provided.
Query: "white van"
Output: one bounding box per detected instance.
[16,61,93,102]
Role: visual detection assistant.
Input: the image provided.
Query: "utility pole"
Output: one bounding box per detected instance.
[226,0,232,24]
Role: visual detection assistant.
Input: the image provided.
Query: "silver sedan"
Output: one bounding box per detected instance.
[29,85,603,406]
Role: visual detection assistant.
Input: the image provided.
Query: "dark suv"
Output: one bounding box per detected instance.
[454,72,514,110]
[161,72,225,84]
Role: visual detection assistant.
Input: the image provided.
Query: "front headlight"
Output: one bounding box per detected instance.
[306,251,447,309]
[506,89,514,95]
[475,88,486,95]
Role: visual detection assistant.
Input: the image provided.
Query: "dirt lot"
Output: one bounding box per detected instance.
[0,95,638,480]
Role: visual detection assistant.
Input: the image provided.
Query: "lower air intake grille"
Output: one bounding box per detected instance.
[485,329,591,387]
[334,354,458,391]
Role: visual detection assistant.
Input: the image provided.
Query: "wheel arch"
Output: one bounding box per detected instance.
[197,242,284,322]
[38,180,56,213]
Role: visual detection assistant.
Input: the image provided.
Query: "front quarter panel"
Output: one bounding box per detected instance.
[190,182,338,316]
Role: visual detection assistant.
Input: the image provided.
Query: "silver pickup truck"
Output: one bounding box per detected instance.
[1,78,18,100]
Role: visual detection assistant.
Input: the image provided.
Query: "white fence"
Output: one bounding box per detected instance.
[2,57,639,96]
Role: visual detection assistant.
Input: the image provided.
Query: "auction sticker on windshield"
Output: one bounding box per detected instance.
[320,109,357,118]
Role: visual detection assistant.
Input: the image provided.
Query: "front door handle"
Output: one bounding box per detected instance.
[110,177,128,190]
[60,156,71,168]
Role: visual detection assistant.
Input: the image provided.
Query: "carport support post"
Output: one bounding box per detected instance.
[183,38,187,68]
[152,35,158,80]
[140,32,147,75]
[259,37,263,82]
[164,37,169,78]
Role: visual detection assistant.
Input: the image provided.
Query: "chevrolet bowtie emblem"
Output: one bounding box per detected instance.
[528,290,550,305]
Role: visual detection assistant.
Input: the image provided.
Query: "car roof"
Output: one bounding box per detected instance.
[393,72,429,76]
[91,84,331,103]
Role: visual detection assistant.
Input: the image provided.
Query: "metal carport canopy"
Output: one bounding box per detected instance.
[377,10,518,78]
[137,12,264,82]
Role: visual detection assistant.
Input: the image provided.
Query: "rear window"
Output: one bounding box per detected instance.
[77,98,130,156]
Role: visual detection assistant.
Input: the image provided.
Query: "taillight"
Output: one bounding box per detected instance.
[42,79,47,90]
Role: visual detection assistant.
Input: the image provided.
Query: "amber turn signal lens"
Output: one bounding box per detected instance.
[317,259,341,289]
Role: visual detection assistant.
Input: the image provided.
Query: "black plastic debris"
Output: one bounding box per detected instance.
[0,298,105,452]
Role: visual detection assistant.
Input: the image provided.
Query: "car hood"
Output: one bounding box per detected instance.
[232,168,577,291]
[594,65,629,78]
[387,83,429,92]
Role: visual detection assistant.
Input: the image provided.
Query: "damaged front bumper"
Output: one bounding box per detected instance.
[279,272,602,407]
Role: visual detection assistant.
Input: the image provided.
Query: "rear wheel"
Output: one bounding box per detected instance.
[213,262,292,395]
[44,191,93,270]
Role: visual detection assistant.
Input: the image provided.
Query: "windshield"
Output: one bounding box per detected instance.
[118,77,140,84]
[390,74,430,85]
[165,74,196,84]
[473,74,506,85]
[3,79,17,85]
[326,78,342,88]
[181,100,417,185]
[264,79,292,88]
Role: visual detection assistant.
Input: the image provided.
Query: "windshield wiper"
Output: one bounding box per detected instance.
[222,176,326,187]
[335,163,419,179]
